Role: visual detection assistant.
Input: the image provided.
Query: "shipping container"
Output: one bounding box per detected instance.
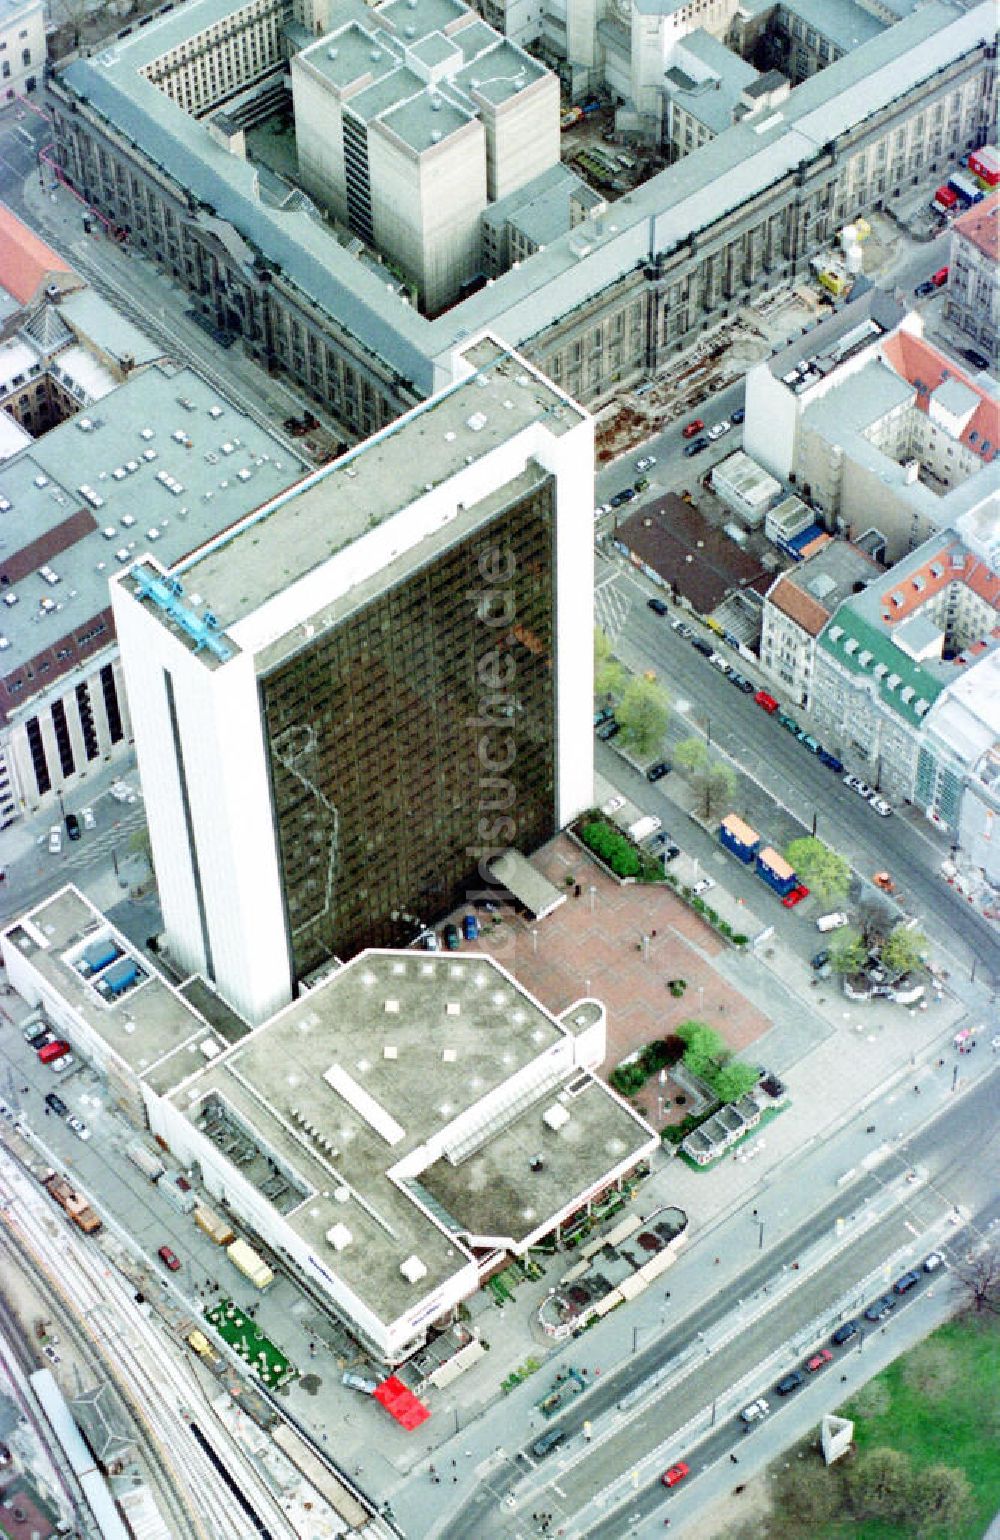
[194,1205,235,1246]
[226,1238,274,1290]
[719,814,761,865]
[126,1142,165,1182]
[756,846,796,896]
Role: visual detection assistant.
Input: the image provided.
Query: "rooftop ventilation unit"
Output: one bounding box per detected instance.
[400,1255,427,1283]
[326,1223,353,1251]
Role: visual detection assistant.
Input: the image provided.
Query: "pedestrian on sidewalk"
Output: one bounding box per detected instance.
[730,1453,739,1464]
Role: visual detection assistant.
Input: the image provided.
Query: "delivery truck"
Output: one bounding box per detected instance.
[227,1238,274,1290]
[627,814,662,843]
[41,1171,102,1234]
[194,1205,235,1246]
[127,1142,165,1182]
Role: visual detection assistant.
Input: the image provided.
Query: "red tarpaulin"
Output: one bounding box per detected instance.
[373,1376,431,1430]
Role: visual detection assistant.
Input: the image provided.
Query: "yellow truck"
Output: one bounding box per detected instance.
[226,1238,274,1290]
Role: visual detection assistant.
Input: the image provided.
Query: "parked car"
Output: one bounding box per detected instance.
[620,487,637,502]
[38,1039,71,1064]
[45,1092,69,1117]
[731,407,745,424]
[636,455,656,472]
[684,436,709,457]
[781,883,810,909]
[442,924,461,951]
[530,1429,566,1459]
[110,782,136,803]
[691,637,714,657]
[797,732,822,754]
[81,806,96,830]
[914,280,935,297]
[831,1320,859,1345]
[603,795,626,814]
[709,652,732,676]
[873,871,896,893]
[661,1462,689,1488]
[420,930,439,951]
[893,1269,921,1295]
[596,719,620,741]
[806,1349,833,1372]
[646,760,671,782]
[865,1296,895,1321]
[960,347,989,370]
[24,1022,51,1047]
[707,420,731,440]
[50,1054,75,1075]
[777,712,800,734]
[923,1252,944,1273]
[610,491,628,507]
[775,1371,804,1396]
[818,750,844,771]
[811,949,831,971]
[47,826,62,855]
[692,877,715,896]
[844,773,874,797]
[682,418,705,439]
[647,597,669,616]
[67,1115,91,1141]
[740,1398,770,1423]
[65,813,82,841]
[729,672,753,693]
[815,912,848,933]
[594,705,615,727]
[869,794,893,817]
[754,690,780,714]
[462,913,479,942]
[157,1245,182,1271]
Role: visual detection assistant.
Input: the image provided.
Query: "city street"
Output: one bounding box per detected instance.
[592,557,1000,987]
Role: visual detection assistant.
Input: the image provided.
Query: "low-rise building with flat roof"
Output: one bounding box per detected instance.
[3,885,657,1365]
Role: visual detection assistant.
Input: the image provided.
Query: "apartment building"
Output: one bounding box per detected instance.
[944,191,1000,373]
[760,539,880,707]
[0,0,43,103]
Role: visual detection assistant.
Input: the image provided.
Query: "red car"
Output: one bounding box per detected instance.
[682,419,704,439]
[754,689,779,714]
[781,883,810,909]
[157,1245,181,1271]
[661,1462,689,1488]
[807,1349,833,1372]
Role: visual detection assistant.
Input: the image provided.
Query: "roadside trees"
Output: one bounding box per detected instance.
[594,628,624,701]
[785,836,851,905]
[616,675,669,759]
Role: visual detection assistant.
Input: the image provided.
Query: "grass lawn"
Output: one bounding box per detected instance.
[205,1299,298,1389]
[767,1313,1000,1540]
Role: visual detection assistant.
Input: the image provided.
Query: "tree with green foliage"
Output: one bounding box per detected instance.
[702,762,736,820]
[616,675,669,758]
[674,738,708,776]
[711,1060,759,1103]
[594,629,624,701]
[785,836,851,905]
[829,927,867,976]
[881,923,928,979]
[676,1020,725,1078]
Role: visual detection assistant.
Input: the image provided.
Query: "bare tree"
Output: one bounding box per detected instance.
[952,1245,1000,1317]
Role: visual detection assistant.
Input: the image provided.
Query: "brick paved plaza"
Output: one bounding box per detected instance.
[470,835,772,1131]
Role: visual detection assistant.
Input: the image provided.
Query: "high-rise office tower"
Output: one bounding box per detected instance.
[112,337,594,1024]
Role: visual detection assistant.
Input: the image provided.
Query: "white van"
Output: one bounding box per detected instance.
[815,911,849,933]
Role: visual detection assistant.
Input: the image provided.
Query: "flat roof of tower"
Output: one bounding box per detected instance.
[159,337,585,628]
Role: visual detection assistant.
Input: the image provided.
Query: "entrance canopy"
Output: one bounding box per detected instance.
[487,850,566,921]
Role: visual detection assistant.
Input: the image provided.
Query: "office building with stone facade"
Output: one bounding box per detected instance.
[47,0,996,441]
